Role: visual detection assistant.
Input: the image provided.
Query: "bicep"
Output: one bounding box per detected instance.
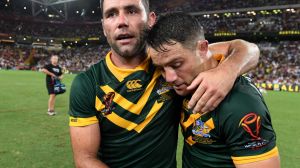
[235,155,280,168]
[70,124,101,164]
[208,39,259,60]
[208,41,231,57]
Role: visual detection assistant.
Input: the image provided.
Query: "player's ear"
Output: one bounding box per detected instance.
[101,19,107,37]
[148,12,156,29]
[196,40,208,59]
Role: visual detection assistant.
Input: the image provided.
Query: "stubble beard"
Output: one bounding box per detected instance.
[109,25,150,59]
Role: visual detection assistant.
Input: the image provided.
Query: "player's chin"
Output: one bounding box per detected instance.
[118,45,138,56]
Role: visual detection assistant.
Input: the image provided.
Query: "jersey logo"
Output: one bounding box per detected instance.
[239,112,269,149]
[156,79,174,102]
[126,80,142,92]
[239,113,261,140]
[191,118,215,144]
[193,119,211,138]
[101,92,115,116]
[52,68,60,73]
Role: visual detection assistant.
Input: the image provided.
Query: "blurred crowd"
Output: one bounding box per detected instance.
[0,8,298,39]
[249,41,300,85]
[0,0,299,85]
[1,41,299,85]
[36,45,109,72]
[0,44,109,72]
[152,0,299,13]
[0,44,22,69]
[0,18,102,39]
[197,10,299,34]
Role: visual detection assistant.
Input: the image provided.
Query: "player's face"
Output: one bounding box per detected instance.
[102,0,155,58]
[149,42,205,96]
[51,56,58,65]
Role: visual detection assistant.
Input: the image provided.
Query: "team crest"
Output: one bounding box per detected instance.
[156,78,174,102]
[192,118,215,144]
[100,92,115,116]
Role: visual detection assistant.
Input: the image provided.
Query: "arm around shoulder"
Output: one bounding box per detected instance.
[209,39,260,76]
[187,39,260,113]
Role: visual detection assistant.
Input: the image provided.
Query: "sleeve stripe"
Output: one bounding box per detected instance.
[69,116,99,126]
[232,146,279,165]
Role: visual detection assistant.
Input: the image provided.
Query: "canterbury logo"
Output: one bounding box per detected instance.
[126,80,142,90]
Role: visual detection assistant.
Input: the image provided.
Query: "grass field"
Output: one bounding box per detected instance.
[0,70,299,168]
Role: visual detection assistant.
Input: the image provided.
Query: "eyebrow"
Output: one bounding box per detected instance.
[104,4,140,17]
[104,7,118,17]
[124,5,141,12]
[153,57,182,68]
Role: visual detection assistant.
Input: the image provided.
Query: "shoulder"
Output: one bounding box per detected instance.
[70,61,106,98]
[71,71,95,93]
[216,76,272,137]
[68,61,107,126]
[216,76,276,141]
[69,72,98,119]
[219,76,266,117]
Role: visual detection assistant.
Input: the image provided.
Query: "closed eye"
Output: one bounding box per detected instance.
[171,62,182,69]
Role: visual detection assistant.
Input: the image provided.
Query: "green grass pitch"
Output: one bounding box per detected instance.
[0,70,299,167]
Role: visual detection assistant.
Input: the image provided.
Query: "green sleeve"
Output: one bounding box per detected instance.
[69,73,99,126]
[220,83,277,158]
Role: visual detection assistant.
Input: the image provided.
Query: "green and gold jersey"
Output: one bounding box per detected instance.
[69,52,181,168]
[181,76,279,168]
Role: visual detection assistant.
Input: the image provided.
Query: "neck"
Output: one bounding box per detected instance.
[110,50,148,69]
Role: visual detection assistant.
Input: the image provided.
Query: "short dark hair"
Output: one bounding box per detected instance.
[147,12,205,52]
[99,0,150,17]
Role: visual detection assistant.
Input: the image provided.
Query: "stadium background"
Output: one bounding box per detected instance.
[0,0,299,167]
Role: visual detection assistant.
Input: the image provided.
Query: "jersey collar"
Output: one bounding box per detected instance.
[213,54,225,63]
[105,51,151,82]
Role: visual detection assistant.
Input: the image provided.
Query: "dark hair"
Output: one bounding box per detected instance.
[99,0,150,17]
[147,12,205,52]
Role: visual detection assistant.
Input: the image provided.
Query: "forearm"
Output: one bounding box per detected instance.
[70,125,106,168]
[220,39,260,77]
[42,69,56,77]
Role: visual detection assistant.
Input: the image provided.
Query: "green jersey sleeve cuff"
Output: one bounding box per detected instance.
[69,116,99,126]
[232,146,279,165]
